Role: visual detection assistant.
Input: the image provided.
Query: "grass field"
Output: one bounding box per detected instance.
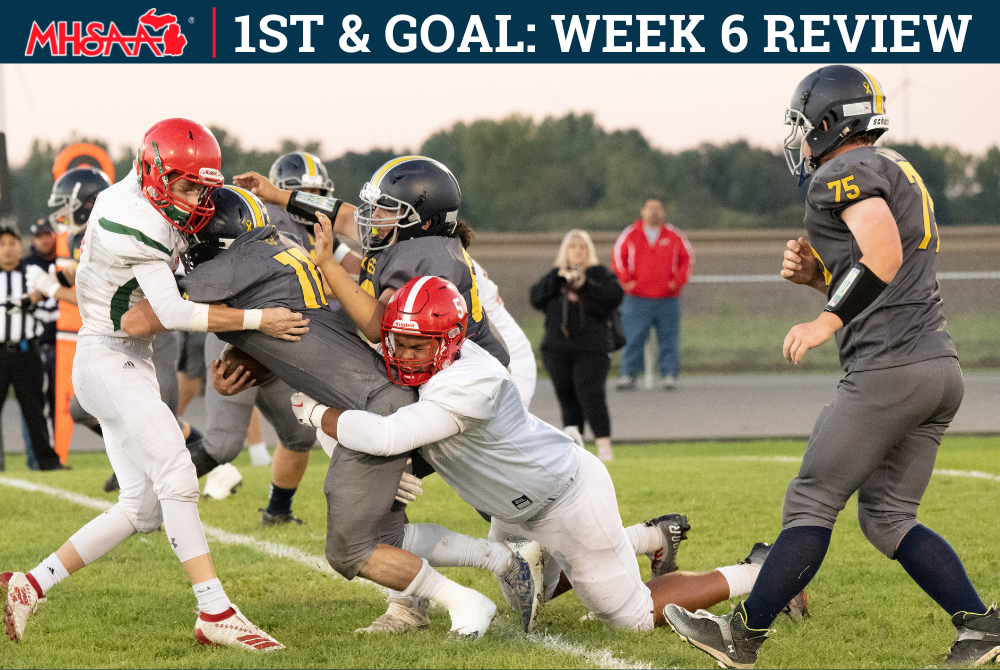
[1,437,998,669]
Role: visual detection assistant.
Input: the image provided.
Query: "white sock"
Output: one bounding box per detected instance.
[247,442,271,465]
[28,553,69,596]
[715,563,760,599]
[624,523,662,556]
[160,500,211,563]
[402,523,512,574]
[193,578,232,616]
[402,559,494,636]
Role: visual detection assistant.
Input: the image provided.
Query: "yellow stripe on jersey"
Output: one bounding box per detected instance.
[301,152,317,177]
[228,185,267,228]
[371,156,421,188]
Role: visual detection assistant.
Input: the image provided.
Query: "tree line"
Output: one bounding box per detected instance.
[8,114,1000,233]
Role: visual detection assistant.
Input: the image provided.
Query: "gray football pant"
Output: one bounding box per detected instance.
[69,332,180,427]
[201,332,316,464]
[782,356,963,558]
[220,309,418,579]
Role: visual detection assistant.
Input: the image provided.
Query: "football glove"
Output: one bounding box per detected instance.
[28,265,61,299]
[291,392,328,428]
[396,459,424,504]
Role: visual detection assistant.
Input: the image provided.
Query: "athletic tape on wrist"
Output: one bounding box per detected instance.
[309,403,328,428]
[189,304,210,332]
[243,309,263,330]
[287,191,343,225]
[823,262,888,325]
[333,241,351,263]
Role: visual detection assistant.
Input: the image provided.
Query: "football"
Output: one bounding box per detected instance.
[219,343,276,386]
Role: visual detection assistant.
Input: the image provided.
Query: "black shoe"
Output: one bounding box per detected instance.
[947,605,1000,666]
[737,542,809,622]
[664,601,772,669]
[103,472,119,493]
[259,508,303,527]
[643,513,690,577]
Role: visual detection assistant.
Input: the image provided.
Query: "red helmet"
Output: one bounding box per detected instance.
[381,276,468,386]
[136,118,223,234]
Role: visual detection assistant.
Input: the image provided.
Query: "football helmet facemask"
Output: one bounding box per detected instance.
[381,276,468,387]
[784,65,889,182]
[355,156,461,254]
[136,118,224,234]
[181,186,269,272]
[47,167,113,235]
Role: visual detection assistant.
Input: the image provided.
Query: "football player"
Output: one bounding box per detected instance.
[664,66,1000,669]
[289,276,784,636]
[2,118,305,650]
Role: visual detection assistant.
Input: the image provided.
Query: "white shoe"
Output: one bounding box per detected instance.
[448,591,497,640]
[247,443,271,467]
[194,605,284,651]
[597,443,614,462]
[2,572,42,642]
[202,463,243,500]
[659,375,677,390]
[563,426,584,448]
[496,538,545,632]
[355,597,430,634]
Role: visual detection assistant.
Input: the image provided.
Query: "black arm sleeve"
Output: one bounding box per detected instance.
[286,191,343,225]
[577,266,624,313]
[530,269,565,310]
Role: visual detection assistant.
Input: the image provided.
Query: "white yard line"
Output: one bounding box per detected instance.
[0,475,652,670]
[727,456,1000,484]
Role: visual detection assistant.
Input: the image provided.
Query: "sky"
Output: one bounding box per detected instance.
[2,62,998,167]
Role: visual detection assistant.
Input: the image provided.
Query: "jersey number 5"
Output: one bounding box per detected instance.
[827,175,860,202]
[273,248,329,308]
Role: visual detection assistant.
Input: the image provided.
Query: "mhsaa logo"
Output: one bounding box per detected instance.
[26,8,187,57]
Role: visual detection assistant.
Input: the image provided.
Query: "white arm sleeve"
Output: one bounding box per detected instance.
[336,400,463,457]
[132,262,204,331]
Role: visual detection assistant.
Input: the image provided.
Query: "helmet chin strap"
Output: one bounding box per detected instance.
[797,160,810,187]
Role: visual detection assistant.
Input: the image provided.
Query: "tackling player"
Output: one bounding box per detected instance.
[664,65,1000,669]
[290,275,788,636]
[2,119,304,650]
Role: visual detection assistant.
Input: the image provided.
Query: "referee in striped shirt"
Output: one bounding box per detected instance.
[0,225,63,471]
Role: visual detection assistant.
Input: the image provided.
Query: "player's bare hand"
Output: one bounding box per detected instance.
[211,359,256,396]
[313,212,337,268]
[258,307,310,341]
[232,171,287,206]
[783,312,842,364]
[780,237,826,291]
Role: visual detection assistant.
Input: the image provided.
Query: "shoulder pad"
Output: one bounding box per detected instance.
[809,147,890,213]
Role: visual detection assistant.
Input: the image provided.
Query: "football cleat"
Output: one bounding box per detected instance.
[737,543,809,621]
[2,572,43,643]
[355,597,430,634]
[194,605,284,651]
[496,538,545,633]
[664,602,772,670]
[259,509,303,527]
[645,513,690,577]
[946,605,1000,666]
[202,463,243,500]
[447,590,497,640]
[103,472,120,493]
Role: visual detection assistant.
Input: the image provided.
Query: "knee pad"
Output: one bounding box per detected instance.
[858,507,917,558]
[324,532,371,581]
[781,477,842,530]
[117,496,164,534]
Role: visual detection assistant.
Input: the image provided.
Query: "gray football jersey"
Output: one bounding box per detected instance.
[358,236,511,367]
[265,203,316,255]
[805,146,956,372]
[179,225,416,415]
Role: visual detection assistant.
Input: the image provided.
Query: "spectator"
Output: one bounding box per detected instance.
[22,220,61,470]
[530,229,623,462]
[0,225,63,470]
[612,199,693,391]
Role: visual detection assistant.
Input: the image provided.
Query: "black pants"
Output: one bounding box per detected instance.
[0,343,60,470]
[541,347,612,439]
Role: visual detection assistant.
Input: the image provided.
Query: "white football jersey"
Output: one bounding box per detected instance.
[418,339,579,524]
[76,169,185,340]
[471,259,537,408]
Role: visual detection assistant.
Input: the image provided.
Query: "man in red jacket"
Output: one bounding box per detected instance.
[611,199,693,390]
